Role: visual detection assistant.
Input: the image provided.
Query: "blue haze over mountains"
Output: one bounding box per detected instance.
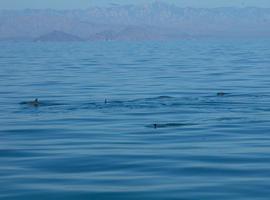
[1,1,270,41]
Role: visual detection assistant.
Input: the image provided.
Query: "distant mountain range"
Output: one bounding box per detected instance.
[35,31,84,42]
[1,1,270,41]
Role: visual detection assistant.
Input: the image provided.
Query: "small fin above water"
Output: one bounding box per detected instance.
[20,98,40,107]
[217,92,230,97]
[147,122,197,129]
[20,99,65,107]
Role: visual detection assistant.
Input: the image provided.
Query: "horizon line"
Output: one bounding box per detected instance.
[1,5,270,11]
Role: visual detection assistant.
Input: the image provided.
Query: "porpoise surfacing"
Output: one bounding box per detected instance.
[217,92,228,97]
[21,98,40,107]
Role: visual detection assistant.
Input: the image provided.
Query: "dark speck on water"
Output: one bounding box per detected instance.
[20,98,40,107]
[1,40,270,200]
[217,92,229,96]
[151,123,197,129]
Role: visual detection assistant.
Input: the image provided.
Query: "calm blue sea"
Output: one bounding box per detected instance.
[1,39,270,200]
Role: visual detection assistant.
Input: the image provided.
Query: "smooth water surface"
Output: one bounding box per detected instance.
[1,40,270,199]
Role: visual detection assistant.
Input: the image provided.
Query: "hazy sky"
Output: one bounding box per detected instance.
[0,0,269,9]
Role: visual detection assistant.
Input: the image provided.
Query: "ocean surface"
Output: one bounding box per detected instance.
[1,39,270,200]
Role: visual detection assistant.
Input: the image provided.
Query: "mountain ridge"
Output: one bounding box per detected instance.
[35,30,84,42]
[0,2,270,41]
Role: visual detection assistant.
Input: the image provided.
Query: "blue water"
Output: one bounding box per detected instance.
[1,40,270,200]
